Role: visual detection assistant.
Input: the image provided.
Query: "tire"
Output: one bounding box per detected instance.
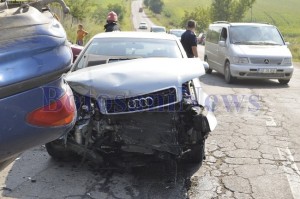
[224,61,235,83]
[278,79,290,85]
[184,144,204,164]
[46,139,79,161]
[204,57,212,74]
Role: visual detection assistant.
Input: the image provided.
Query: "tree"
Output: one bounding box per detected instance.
[92,3,126,24]
[181,7,211,33]
[144,0,150,7]
[91,5,108,24]
[211,0,233,22]
[211,0,256,22]
[231,0,256,21]
[149,0,164,14]
[64,0,93,20]
[107,3,126,22]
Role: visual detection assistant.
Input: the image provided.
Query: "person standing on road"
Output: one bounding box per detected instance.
[181,20,198,58]
[76,24,88,46]
[104,11,121,32]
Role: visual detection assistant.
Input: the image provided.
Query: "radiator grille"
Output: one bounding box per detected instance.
[105,88,177,113]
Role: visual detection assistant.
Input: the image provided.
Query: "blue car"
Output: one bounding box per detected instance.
[0,0,75,170]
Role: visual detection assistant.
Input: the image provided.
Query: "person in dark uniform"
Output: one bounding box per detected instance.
[104,11,121,32]
[181,20,198,58]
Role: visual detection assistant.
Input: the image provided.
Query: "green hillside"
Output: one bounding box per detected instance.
[245,0,300,39]
[151,0,300,60]
[246,1,300,61]
[58,0,133,44]
[163,0,211,17]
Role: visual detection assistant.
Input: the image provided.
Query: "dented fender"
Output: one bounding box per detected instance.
[192,78,217,132]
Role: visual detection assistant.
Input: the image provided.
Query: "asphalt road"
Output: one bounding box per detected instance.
[131,0,155,31]
[1,1,300,198]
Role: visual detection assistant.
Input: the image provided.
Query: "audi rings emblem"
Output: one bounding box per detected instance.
[128,97,154,109]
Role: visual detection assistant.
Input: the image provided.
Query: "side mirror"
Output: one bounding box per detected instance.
[285,42,290,46]
[219,40,227,47]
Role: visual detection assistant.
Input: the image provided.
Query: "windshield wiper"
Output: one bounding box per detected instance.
[255,41,281,46]
[232,41,255,45]
[233,41,281,45]
[107,57,141,63]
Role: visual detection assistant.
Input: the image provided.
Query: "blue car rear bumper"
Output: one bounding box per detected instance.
[0,78,76,166]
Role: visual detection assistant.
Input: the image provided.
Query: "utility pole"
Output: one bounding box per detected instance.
[251,5,253,22]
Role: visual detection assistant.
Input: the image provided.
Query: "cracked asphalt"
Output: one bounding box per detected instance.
[188,58,300,199]
[1,56,299,198]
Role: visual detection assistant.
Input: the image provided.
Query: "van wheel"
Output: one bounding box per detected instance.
[224,61,235,83]
[278,79,290,85]
[204,57,212,74]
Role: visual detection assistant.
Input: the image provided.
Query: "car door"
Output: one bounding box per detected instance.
[217,27,228,74]
[205,26,222,71]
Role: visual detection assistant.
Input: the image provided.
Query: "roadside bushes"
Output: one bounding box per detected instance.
[53,1,131,43]
[181,7,211,33]
[211,0,256,22]
[144,0,164,14]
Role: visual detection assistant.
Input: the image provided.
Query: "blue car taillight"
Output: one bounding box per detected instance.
[26,89,76,127]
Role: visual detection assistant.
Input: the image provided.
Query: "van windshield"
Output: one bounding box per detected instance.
[229,25,285,45]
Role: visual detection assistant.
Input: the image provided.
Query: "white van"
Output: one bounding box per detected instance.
[204,22,293,84]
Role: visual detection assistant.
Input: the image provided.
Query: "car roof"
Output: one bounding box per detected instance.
[151,25,166,28]
[169,29,185,32]
[93,31,176,40]
[210,22,274,28]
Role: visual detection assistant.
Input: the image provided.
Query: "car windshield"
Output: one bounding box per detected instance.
[152,27,166,32]
[170,30,185,37]
[229,25,285,45]
[74,38,183,70]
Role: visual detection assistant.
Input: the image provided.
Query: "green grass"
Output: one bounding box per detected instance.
[147,0,300,61]
[162,0,211,18]
[57,0,133,45]
[144,0,211,29]
[244,0,300,61]
[87,0,134,32]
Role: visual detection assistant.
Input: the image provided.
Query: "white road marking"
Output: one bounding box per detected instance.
[266,116,277,127]
[277,147,300,199]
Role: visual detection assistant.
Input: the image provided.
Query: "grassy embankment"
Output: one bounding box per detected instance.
[145,0,210,29]
[59,0,133,44]
[146,0,300,61]
[244,0,300,61]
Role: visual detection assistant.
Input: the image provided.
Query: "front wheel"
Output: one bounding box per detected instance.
[204,57,212,74]
[278,79,290,85]
[184,144,204,164]
[46,139,79,161]
[224,61,235,84]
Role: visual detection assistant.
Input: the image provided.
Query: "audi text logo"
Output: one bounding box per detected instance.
[128,97,154,109]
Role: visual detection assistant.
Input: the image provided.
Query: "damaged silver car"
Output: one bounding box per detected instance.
[46,32,217,165]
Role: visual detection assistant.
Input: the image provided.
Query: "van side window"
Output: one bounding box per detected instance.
[220,28,227,41]
[207,26,222,44]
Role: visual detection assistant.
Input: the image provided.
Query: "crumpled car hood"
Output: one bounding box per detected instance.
[66,58,205,99]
